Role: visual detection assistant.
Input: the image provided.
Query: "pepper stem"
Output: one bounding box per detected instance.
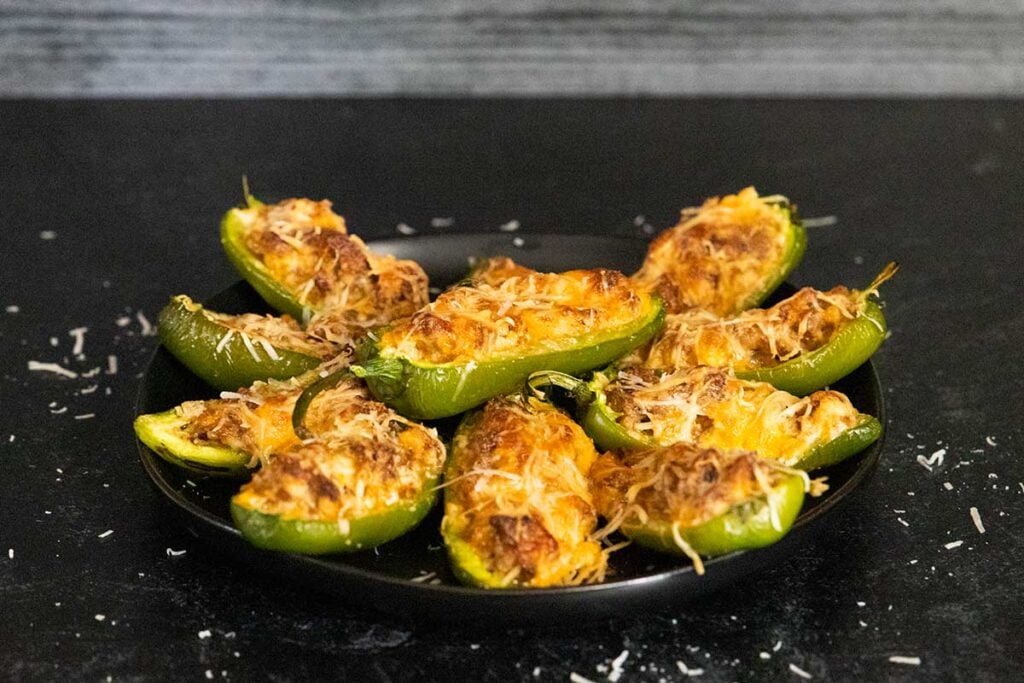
[862,261,899,299]
[526,370,595,408]
[240,175,262,208]
[292,368,353,440]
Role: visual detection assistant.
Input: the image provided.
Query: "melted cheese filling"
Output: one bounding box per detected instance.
[444,397,606,587]
[377,268,648,365]
[633,186,792,316]
[634,285,862,372]
[591,444,792,530]
[604,366,864,467]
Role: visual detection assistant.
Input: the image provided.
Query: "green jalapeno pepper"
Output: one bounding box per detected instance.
[230,374,448,554]
[635,263,897,396]
[353,275,666,420]
[528,368,881,471]
[158,295,326,391]
[133,408,251,477]
[441,396,606,588]
[735,298,886,396]
[590,444,807,573]
[230,476,440,555]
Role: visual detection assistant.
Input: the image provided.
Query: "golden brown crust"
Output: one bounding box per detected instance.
[591,444,789,529]
[601,366,864,466]
[445,397,605,587]
[633,286,860,372]
[232,377,445,522]
[377,268,648,365]
[632,187,791,316]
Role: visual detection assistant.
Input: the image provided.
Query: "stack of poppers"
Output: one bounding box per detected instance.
[136,187,894,587]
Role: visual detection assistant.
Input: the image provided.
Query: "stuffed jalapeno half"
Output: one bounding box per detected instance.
[220,194,429,325]
[633,187,805,317]
[441,396,606,588]
[354,268,665,419]
[231,375,446,554]
[590,443,808,574]
[529,365,880,471]
[627,263,897,395]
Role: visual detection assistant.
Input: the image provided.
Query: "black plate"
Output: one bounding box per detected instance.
[136,233,885,625]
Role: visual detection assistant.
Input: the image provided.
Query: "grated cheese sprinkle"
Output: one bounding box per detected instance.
[608,650,629,682]
[69,327,88,356]
[136,310,156,336]
[970,507,985,534]
[28,361,78,379]
[789,663,812,679]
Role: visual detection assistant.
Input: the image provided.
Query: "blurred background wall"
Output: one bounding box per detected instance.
[2,0,1022,96]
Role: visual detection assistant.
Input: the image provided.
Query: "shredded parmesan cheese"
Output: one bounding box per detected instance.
[970,507,985,534]
[28,361,78,379]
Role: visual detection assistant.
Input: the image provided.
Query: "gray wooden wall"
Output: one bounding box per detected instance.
[3,0,1023,96]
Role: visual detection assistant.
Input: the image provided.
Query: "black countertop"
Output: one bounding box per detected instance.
[1,100,1021,681]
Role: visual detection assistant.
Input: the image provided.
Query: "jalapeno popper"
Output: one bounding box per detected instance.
[354,268,665,419]
[530,366,880,471]
[157,295,341,391]
[590,444,809,574]
[231,376,446,554]
[442,396,606,588]
[626,263,897,395]
[221,194,429,324]
[633,187,805,316]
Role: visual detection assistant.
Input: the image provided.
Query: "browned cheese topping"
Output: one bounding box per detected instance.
[175,360,350,466]
[232,376,445,522]
[632,187,791,316]
[631,285,863,373]
[376,268,647,365]
[176,375,311,466]
[239,198,429,332]
[600,366,865,467]
[444,397,606,587]
[590,444,792,530]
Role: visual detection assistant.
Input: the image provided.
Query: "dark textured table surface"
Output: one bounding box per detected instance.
[1,100,1021,681]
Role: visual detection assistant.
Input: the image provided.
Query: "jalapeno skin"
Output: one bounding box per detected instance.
[441,528,509,588]
[736,300,887,396]
[229,479,439,555]
[133,409,250,477]
[158,295,321,392]
[795,415,882,471]
[622,470,806,556]
[354,301,665,420]
[220,196,313,320]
